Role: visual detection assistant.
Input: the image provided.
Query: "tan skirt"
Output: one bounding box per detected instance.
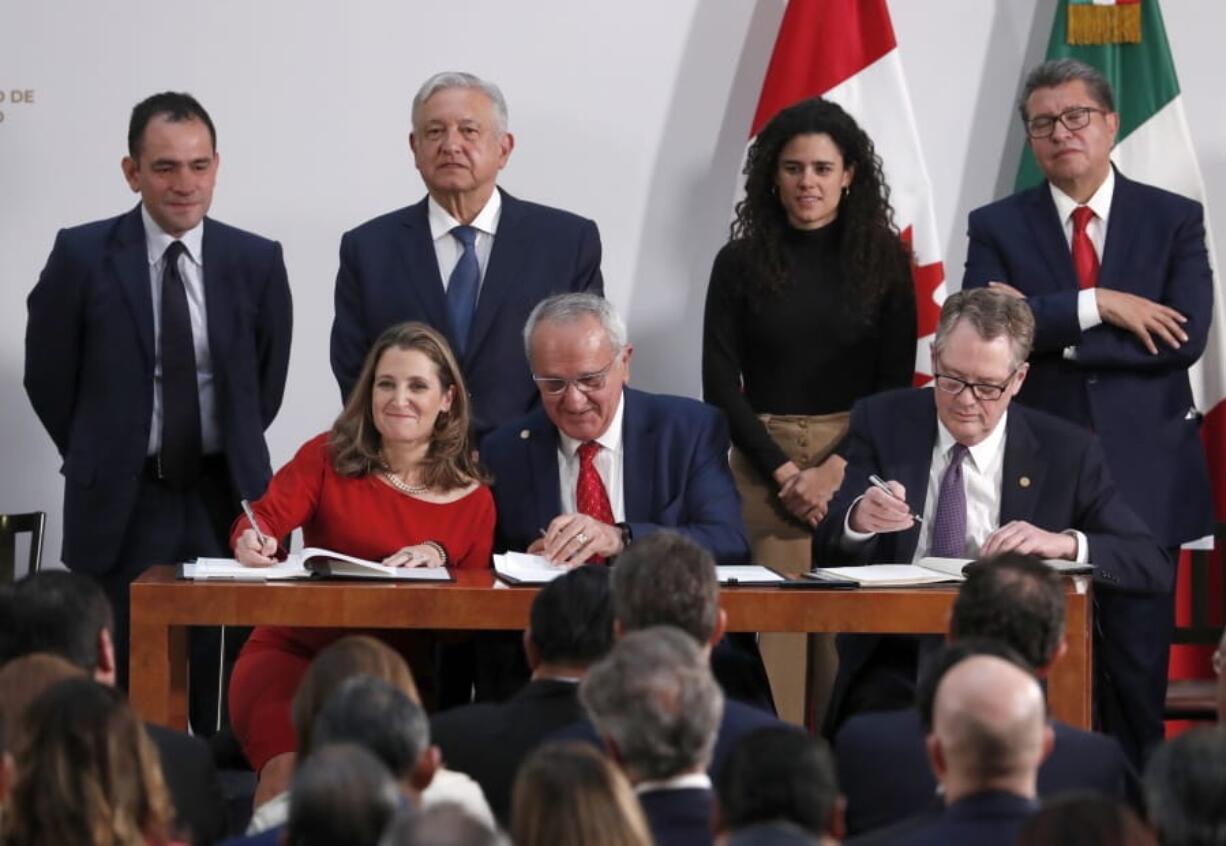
[730,411,850,728]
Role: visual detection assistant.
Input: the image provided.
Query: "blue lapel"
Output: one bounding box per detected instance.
[465,188,520,363]
[1000,409,1046,523]
[201,218,236,356]
[1098,168,1139,291]
[886,394,939,557]
[620,389,655,523]
[1024,184,1080,292]
[523,410,563,532]
[397,199,455,346]
[110,206,156,370]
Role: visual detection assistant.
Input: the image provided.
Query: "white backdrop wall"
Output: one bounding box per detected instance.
[3,1,1224,566]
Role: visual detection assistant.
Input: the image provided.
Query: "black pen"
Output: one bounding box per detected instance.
[867,475,924,524]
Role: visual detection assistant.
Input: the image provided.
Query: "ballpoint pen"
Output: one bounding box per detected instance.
[867,474,924,524]
[240,499,273,548]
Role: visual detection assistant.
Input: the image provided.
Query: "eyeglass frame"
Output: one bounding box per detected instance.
[531,356,619,396]
[1024,106,1110,139]
[932,368,1020,402]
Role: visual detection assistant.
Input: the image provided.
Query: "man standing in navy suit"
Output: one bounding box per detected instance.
[963,58,1213,763]
[24,92,292,733]
[330,71,603,437]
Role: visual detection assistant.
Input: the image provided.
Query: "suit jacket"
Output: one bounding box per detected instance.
[429,678,584,826]
[847,790,1038,846]
[481,388,750,564]
[638,786,715,846]
[834,708,1137,836]
[329,189,602,435]
[812,388,1168,726]
[146,723,229,845]
[24,206,292,571]
[963,170,1213,548]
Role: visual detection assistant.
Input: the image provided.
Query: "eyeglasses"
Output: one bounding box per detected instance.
[532,359,616,396]
[1025,106,1108,139]
[933,370,1018,402]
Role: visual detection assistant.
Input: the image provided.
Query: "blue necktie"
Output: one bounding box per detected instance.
[446,225,480,355]
[929,443,969,558]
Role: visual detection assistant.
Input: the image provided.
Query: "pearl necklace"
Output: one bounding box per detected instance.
[381,467,429,496]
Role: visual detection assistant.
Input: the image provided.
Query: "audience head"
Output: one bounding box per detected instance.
[0,653,85,752]
[0,570,115,684]
[612,530,723,648]
[927,654,1052,802]
[123,92,219,238]
[331,320,484,488]
[1143,726,1226,846]
[285,743,402,846]
[580,626,723,784]
[312,675,437,800]
[525,564,615,674]
[726,822,823,846]
[1018,59,1118,197]
[292,635,421,760]
[511,741,652,846]
[1,678,174,846]
[381,803,504,846]
[1015,792,1155,846]
[918,638,1032,732]
[716,726,843,843]
[951,553,1066,672]
[930,288,1034,446]
[523,292,632,443]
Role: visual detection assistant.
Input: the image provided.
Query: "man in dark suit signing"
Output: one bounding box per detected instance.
[329,71,602,437]
[23,92,292,732]
[813,288,1167,741]
[963,58,1213,762]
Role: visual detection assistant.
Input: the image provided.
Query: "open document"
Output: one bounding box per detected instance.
[808,556,1091,588]
[183,547,452,582]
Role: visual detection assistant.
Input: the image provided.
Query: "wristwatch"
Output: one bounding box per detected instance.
[614,521,633,551]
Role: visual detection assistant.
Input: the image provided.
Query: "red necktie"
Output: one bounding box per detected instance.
[1071,205,1099,289]
[577,442,614,563]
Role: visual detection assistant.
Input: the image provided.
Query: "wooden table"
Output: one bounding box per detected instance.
[130,566,1093,730]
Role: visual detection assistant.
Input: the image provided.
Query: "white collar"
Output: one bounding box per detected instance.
[635,771,712,794]
[141,204,203,266]
[1049,165,1115,227]
[558,391,626,459]
[936,409,1009,474]
[427,188,502,242]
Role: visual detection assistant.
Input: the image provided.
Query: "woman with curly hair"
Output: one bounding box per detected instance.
[703,97,916,725]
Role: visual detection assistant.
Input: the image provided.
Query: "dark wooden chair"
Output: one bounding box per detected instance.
[1165,522,1225,721]
[0,511,47,584]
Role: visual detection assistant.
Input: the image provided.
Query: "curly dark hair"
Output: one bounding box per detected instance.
[731,97,910,319]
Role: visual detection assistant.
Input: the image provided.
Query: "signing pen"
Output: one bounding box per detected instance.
[240,499,272,547]
[867,475,924,524]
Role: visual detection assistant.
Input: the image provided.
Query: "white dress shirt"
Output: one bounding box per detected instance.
[556,392,626,522]
[427,189,501,293]
[634,771,713,795]
[141,205,220,456]
[1050,166,1115,333]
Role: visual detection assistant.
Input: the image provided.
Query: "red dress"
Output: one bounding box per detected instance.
[227,433,495,771]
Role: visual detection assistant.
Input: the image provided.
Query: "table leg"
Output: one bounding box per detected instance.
[1048,590,1093,729]
[130,618,190,731]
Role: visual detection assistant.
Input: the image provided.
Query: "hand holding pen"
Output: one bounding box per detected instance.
[235,499,280,568]
[848,475,922,535]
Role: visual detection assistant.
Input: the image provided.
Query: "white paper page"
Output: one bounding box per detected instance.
[811,564,960,586]
[187,557,311,581]
[716,565,787,584]
[493,551,569,584]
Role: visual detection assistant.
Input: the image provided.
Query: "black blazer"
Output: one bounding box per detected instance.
[638,786,715,846]
[146,722,228,845]
[24,206,292,571]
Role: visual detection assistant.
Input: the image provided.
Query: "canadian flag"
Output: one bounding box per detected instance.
[746,0,946,384]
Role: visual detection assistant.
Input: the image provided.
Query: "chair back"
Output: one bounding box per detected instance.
[0,511,47,584]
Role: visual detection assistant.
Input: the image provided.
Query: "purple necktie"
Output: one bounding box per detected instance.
[929,443,969,558]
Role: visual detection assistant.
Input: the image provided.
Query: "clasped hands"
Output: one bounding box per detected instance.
[235,528,445,569]
[528,513,624,567]
[848,480,1077,560]
[774,455,846,527]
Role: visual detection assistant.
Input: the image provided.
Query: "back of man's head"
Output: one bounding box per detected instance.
[717,727,841,840]
[380,804,503,846]
[286,743,401,846]
[612,531,719,645]
[929,655,1050,800]
[580,626,723,783]
[0,653,86,752]
[312,676,432,792]
[528,564,614,669]
[0,571,112,676]
[951,554,1065,671]
[918,638,1031,732]
[1144,726,1226,846]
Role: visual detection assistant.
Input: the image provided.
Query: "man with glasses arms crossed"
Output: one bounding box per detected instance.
[813,288,1167,742]
[962,58,1213,765]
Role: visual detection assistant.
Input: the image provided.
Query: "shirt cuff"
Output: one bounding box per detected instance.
[1077,289,1102,331]
[1063,529,1089,563]
[842,495,877,548]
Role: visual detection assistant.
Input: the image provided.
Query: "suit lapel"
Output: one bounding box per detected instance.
[886,397,938,558]
[465,188,521,363]
[1098,168,1138,290]
[201,219,236,355]
[398,200,455,346]
[621,390,654,523]
[111,206,156,368]
[1024,185,1080,292]
[525,412,563,532]
[1000,410,1046,522]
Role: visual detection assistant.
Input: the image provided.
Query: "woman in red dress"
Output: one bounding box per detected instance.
[227,321,494,807]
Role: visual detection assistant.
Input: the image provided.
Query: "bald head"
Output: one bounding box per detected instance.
[930,655,1050,800]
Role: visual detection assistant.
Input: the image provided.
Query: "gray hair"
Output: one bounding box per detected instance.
[380,804,505,846]
[1018,58,1115,123]
[579,626,723,782]
[522,293,628,362]
[412,71,509,135]
[311,676,430,781]
[933,288,1035,370]
[613,531,720,645]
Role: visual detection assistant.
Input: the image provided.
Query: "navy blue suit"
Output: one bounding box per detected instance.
[812,389,1167,750]
[481,388,750,564]
[846,790,1037,846]
[834,708,1137,836]
[329,189,602,434]
[638,787,715,846]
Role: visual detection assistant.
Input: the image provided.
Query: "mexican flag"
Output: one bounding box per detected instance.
[745,0,946,384]
[1019,0,1223,707]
